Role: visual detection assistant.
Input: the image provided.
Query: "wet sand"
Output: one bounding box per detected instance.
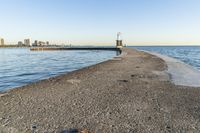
[0,48,200,133]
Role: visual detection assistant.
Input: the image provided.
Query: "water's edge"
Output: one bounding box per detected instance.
[143,50,200,87]
[0,49,122,93]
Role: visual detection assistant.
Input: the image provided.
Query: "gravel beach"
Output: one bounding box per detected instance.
[0,48,200,133]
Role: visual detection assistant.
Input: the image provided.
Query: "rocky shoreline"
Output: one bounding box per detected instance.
[0,48,200,133]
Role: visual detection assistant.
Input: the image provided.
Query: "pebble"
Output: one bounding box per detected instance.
[110,125,114,128]
[73,103,77,106]
[2,123,8,127]
[131,74,136,77]
[31,124,38,131]
[118,80,128,83]
[0,117,5,121]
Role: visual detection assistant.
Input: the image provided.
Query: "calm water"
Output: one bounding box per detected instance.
[131,46,200,70]
[0,48,117,92]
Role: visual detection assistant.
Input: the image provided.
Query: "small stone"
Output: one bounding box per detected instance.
[131,74,136,77]
[166,126,171,129]
[0,117,5,121]
[110,125,114,128]
[73,103,77,106]
[31,124,37,130]
[118,80,128,83]
[139,75,144,78]
[2,123,8,127]
[4,118,9,123]
[127,128,134,133]
[166,126,171,132]
[107,111,112,115]
[80,129,89,133]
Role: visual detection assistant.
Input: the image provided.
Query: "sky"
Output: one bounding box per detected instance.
[0,0,200,45]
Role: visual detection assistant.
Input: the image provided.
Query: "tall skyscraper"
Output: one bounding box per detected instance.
[24,39,31,46]
[0,38,4,45]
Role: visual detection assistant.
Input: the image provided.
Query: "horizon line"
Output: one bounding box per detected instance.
[2,41,200,46]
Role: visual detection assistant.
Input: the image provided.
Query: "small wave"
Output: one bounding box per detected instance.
[16,72,40,77]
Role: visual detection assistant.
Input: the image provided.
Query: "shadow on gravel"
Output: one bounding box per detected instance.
[60,128,78,133]
[59,128,89,133]
[117,80,129,83]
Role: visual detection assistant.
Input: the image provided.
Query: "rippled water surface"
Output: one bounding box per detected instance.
[0,48,117,91]
[131,46,200,70]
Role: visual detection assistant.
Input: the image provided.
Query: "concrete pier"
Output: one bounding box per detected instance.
[0,48,200,133]
[30,47,121,51]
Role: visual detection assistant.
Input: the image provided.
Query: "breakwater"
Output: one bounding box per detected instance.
[30,47,121,52]
[0,48,199,132]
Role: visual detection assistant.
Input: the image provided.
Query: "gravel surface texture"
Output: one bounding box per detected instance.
[0,48,200,133]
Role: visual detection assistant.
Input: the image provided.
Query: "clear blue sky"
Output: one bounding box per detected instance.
[1,0,200,45]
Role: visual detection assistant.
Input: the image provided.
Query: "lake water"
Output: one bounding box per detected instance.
[131,46,200,70]
[0,48,117,92]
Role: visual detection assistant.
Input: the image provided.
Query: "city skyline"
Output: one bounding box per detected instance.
[0,37,51,47]
[1,0,200,45]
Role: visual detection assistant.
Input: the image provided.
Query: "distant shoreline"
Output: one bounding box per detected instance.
[0,45,30,48]
[1,45,200,48]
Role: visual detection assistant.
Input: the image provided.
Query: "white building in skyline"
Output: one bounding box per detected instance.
[0,38,4,45]
[18,41,23,46]
[24,39,31,46]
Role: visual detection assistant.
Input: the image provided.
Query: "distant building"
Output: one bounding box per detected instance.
[0,38,4,45]
[32,40,49,46]
[18,41,23,46]
[38,41,45,46]
[24,39,31,46]
[46,41,49,45]
[32,40,38,46]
